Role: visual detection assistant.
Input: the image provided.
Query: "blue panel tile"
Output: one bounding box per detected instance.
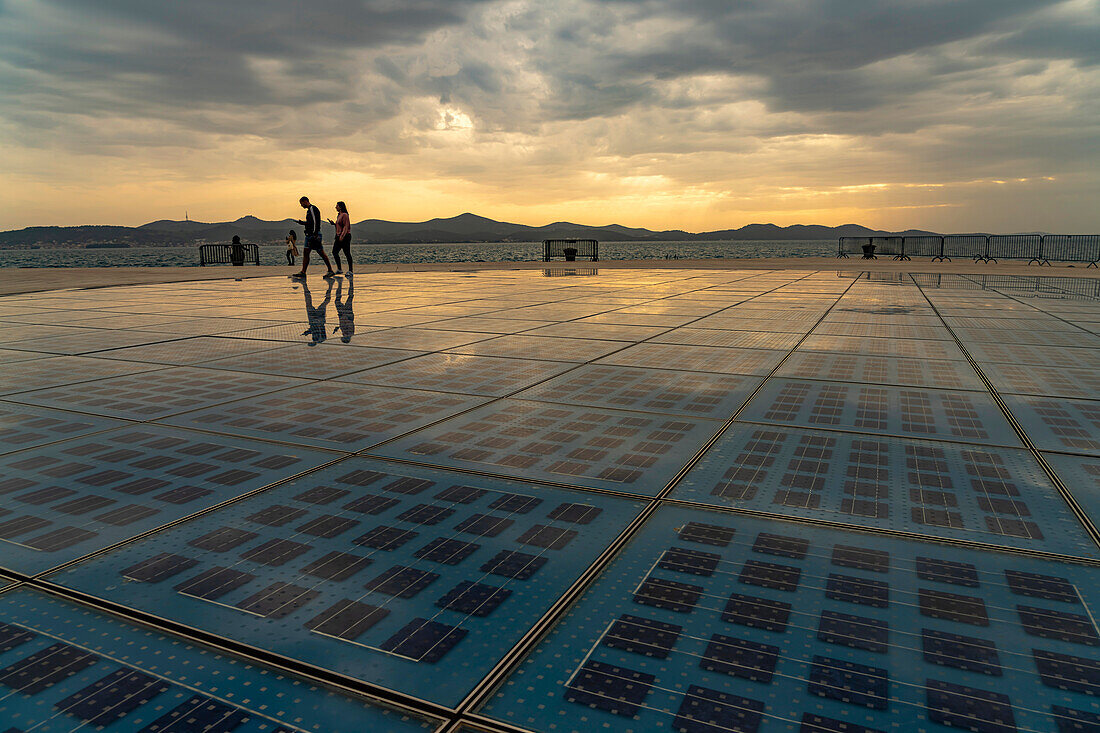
[776,352,985,391]
[737,378,1021,446]
[8,366,306,420]
[1003,395,1100,455]
[514,364,761,419]
[0,587,437,731]
[0,425,333,574]
[340,353,575,396]
[49,458,644,707]
[672,425,1095,556]
[0,402,126,455]
[374,398,722,495]
[163,382,490,451]
[481,505,1100,733]
[1044,453,1100,530]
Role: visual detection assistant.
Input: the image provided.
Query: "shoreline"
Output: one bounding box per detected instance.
[2,257,1099,295]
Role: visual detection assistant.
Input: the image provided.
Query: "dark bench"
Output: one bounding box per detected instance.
[544,239,598,262]
[199,243,260,266]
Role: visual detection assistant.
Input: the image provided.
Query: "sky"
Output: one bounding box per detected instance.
[2,0,1099,233]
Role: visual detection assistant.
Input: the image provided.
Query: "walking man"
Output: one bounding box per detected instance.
[293,196,335,279]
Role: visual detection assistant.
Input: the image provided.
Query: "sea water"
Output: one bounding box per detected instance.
[0,240,835,268]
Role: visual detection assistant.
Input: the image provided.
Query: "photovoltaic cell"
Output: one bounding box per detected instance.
[602,615,682,659]
[922,629,1002,675]
[0,642,98,693]
[699,634,779,682]
[807,656,889,710]
[380,618,467,662]
[565,660,655,717]
[54,667,169,725]
[673,684,765,733]
[305,600,389,641]
[925,680,1016,733]
[435,581,512,617]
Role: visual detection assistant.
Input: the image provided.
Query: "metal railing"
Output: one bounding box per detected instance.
[199,243,260,266]
[543,239,599,262]
[838,234,1099,266]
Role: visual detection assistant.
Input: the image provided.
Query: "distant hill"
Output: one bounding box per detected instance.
[0,213,939,248]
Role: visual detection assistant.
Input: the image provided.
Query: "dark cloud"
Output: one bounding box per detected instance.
[0,0,1097,231]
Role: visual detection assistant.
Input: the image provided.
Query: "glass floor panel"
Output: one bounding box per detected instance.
[595,343,787,376]
[163,382,490,452]
[965,343,1100,369]
[336,328,500,352]
[481,504,1100,733]
[49,459,645,708]
[514,364,762,420]
[981,363,1100,400]
[448,335,628,363]
[8,366,308,421]
[422,316,557,333]
[670,425,1095,557]
[653,328,804,350]
[95,336,289,366]
[373,399,723,495]
[810,322,953,340]
[339,353,576,397]
[1043,453,1100,530]
[200,343,424,379]
[0,349,53,365]
[6,330,177,356]
[0,355,165,397]
[0,402,126,456]
[1002,395,1100,456]
[0,425,333,574]
[953,327,1100,349]
[524,322,671,342]
[775,352,985,391]
[577,312,700,328]
[0,587,439,732]
[737,378,1021,447]
[799,335,968,361]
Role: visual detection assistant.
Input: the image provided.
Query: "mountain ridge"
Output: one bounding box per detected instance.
[0,213,940,248]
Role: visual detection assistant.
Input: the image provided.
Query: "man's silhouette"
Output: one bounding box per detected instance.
[293,196,335,279]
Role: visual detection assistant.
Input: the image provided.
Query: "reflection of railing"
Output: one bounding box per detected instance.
[199,243,259,266]
[542,268,599,277]
[837,270,1100,299]
[837,234,1100,266]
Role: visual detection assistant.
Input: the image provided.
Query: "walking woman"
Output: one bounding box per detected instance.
[328,201,353,275]
[286,230,299,266]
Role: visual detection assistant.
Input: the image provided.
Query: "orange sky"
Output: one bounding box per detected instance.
[2,1,1098,233]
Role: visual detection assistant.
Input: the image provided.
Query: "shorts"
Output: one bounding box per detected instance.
[304,234,324,251]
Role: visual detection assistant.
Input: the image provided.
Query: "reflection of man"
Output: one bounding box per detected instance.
[301,279,333,345]
[333,277,355,343]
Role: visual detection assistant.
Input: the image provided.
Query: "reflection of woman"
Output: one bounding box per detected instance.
[286,230,299,266]
[333,276,355,343]
[327,202,352,275]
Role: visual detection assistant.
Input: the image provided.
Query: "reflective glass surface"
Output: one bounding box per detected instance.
[0,587,440,731]
[1,268,1098,732]
[482,505,1100,733]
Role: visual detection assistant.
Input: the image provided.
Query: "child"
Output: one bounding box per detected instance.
[286,230,299,265]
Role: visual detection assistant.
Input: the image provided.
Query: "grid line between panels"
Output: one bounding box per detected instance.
[909,273,1100,552]
[451,272,859,715]
[5,270,1099,733]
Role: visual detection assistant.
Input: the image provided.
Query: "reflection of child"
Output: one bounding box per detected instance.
[286,230,299,265]
[333,277,355,343]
